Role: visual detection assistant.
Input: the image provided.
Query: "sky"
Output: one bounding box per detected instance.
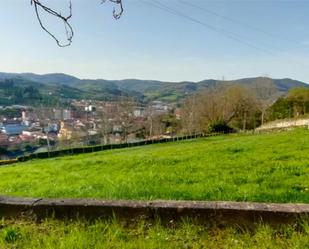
[1,0,309,82]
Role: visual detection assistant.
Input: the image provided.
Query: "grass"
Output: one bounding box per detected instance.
[0,128,308,203]
[0,218,308,249]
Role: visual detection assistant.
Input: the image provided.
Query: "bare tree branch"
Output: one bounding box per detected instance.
[31,0,74,47]
[31,0,123,47]
[102,0,124,20]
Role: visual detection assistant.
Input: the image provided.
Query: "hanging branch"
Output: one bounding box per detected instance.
[30,0,123,47]
[31,0,74,47]
[102,0,124,19]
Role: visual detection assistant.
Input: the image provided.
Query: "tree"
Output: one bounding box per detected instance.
[287,88,309,116]
[96,108,112,145]
[181,85,259,133]
[266,87,309,121]
[35,107,54,153]
[267,97,292,120]
[251,77,278,125]
[30,0,123,47]
[145,113,165,138]
[117,97,135,142]
[181,96,199,135]
[222,85,258,130]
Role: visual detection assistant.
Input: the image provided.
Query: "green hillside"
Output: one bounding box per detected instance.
[0,78,60,106]
[1,72,308,103]
[0,128,308,203]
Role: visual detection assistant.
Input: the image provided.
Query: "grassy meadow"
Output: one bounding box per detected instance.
[0,128,308,203]
[0,218,308,249]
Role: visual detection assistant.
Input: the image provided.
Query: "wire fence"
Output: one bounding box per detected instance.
[0,133,220,166]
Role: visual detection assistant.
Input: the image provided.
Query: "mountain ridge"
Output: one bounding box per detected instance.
[0,72,308,104]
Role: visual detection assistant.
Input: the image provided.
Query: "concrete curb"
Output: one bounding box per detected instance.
[0,196,308,225]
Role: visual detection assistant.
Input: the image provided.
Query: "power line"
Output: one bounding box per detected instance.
[141,0,309,74]
[178,0,296,44]
[141,0,276,56]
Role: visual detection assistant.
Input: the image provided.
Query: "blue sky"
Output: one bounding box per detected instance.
[1,0,309,82]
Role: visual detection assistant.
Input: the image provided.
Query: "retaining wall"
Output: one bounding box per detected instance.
[257,118,309,131]
[0,196,308,226]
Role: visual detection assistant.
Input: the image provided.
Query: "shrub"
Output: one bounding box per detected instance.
[209,120,235,134]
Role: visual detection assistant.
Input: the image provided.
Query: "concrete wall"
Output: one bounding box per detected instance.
[0,196,308,226]
[257,118,309,131]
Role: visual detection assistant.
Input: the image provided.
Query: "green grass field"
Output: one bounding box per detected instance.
[0,128,308,203]
[0,218,308,249]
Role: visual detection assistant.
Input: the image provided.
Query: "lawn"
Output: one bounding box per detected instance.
[0,218,308,249]
[0,128,308,203]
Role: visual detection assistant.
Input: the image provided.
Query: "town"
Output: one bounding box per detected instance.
[1,1,309,248]
[0,100,178,159]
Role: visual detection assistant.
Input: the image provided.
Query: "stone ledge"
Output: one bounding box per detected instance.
[0,196,308,226]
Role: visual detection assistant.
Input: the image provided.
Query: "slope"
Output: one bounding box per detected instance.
[0,128,308,203]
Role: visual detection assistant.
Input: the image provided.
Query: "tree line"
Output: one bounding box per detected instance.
[0,79,60,106]
[268,88,309,121]
[180,82,309,134]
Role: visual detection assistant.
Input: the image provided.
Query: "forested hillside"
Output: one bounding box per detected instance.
[0,72,308,105]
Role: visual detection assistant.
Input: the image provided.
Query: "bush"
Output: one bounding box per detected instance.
[209,121,235,134]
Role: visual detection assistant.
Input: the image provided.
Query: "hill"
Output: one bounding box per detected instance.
[0,128,308,203]
[0,72,308,104]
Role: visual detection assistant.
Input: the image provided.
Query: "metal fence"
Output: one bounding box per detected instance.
[0,133,219,165]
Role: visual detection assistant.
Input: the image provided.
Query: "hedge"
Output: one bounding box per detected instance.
[0,159,18,166]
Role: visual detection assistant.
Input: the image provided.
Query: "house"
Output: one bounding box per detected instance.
[53,109,72,120]
[0,133,9,147]
[58,121,73,140]
[150,101,170,115]
[0,122,27,136]
[133,107,146,118]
